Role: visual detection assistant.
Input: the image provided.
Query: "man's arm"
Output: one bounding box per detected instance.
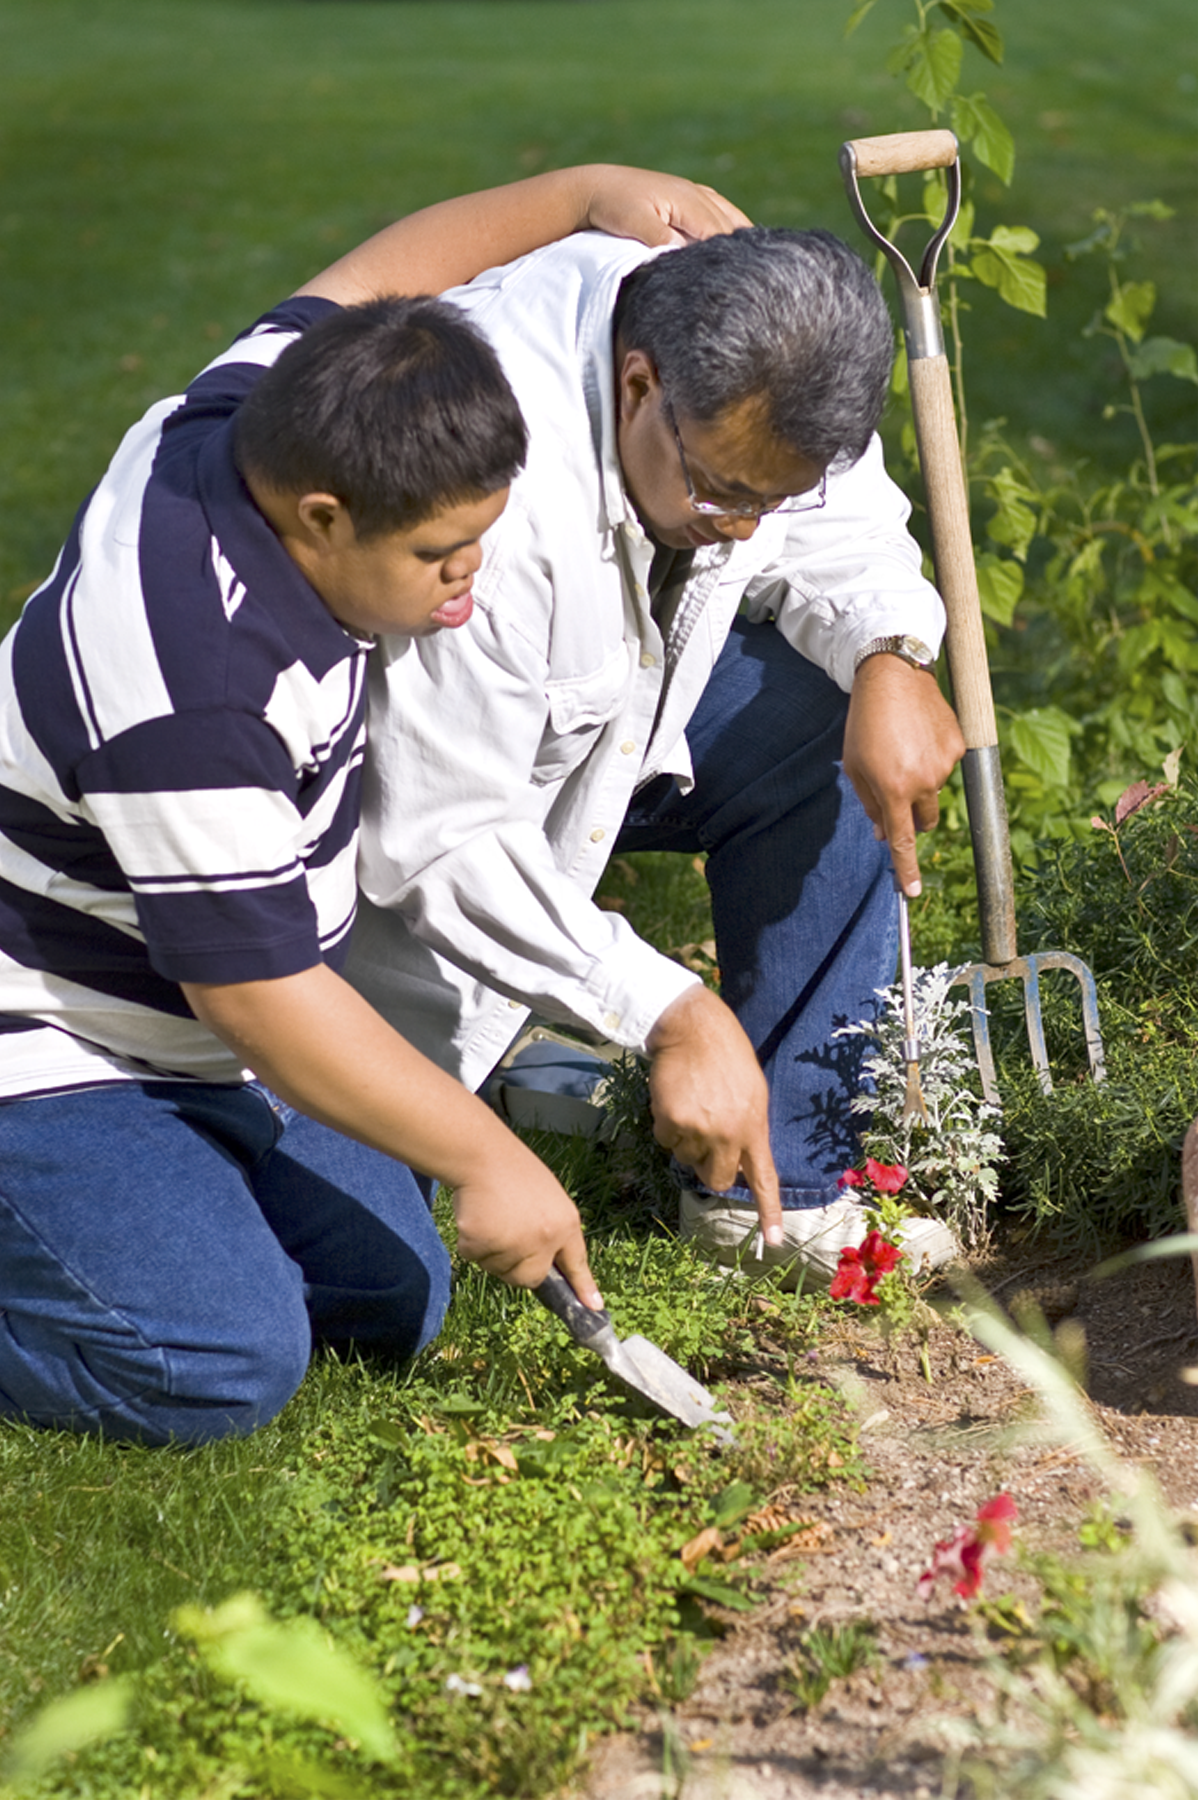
[296,165,750,306]
[181,963,601,1303]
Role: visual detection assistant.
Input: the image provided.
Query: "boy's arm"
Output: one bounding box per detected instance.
[295,164,750,305]
[181,963,601,1304]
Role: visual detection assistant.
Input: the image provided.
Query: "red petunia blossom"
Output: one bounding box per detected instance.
[918,1493,1019,1601]
[829,1228,905,1305]
[837,1167,867,1190]
[864,1157,908,1193]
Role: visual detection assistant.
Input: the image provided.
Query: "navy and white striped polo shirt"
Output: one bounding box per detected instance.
[0,296,372,1099]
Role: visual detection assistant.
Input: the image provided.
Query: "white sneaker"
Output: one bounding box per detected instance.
[678,1191,961,1291]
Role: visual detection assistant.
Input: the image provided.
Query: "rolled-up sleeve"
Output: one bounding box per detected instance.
[741,436,946,692]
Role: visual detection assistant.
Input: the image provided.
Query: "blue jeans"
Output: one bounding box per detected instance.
[0,1081,450,1445]
[617,617,896,1206]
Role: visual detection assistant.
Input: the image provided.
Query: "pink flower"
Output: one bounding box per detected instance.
[918,1493,1018,1601]
[829,1229,904,1305]
[838,1167,867,1190]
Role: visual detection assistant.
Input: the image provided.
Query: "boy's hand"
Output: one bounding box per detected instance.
[452,1157,601,1304]
[581,164,751,246]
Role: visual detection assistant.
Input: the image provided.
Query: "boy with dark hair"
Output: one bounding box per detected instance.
[0,164,747,1446]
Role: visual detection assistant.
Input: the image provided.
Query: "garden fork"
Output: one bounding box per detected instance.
[839,129,1106,1105]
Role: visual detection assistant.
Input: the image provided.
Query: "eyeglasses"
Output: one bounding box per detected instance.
[664,398,827,520]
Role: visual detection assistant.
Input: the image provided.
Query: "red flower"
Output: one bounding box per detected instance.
[864,1157,908,1194]
[837,1159,908,1195]
[918,1493,1018,1601]
[829,1229,904,1305]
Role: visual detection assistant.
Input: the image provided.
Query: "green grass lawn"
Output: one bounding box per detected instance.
[0,3,1195,1792]
[1,0,1195,624]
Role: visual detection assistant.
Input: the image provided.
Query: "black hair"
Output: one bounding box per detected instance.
[614,227,894,470]
[234,295,528,537]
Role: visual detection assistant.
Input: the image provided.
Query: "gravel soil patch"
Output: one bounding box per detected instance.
[563,1250,1198,1800]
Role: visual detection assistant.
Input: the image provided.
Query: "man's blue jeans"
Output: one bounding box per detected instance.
[617,617,896,1206]
[0,1080,450,1445]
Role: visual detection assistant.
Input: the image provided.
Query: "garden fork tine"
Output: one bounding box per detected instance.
[839,130,1106,1106]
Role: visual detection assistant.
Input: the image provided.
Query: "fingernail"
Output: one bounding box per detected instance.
[906,879,922,897]
[765,1225,785,1248]
[591,1291,604,1309]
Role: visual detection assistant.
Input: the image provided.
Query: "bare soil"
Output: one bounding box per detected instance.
[563,1249,1198,1800]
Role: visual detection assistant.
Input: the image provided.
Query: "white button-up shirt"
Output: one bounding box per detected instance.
[349,232,945,1092]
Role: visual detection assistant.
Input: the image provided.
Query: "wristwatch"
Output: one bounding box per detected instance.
[853,634,937,676]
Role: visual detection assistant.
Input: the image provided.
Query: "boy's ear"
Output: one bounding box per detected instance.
[295,492,354,546]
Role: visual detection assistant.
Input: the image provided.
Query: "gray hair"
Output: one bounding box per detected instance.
[613,226,894,469]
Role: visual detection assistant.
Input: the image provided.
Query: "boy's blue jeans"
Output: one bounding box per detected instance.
[617,617,897,1206]
[0,1080,450,1446]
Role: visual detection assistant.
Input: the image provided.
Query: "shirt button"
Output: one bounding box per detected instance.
[603,1012,621,1032]
[640,652,657,668]
[508,999,522,1008]
[590,828,606,843]
[620,740,636,755]
[634,583,646,600]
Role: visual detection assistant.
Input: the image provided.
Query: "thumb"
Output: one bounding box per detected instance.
[553,1228,604,1312]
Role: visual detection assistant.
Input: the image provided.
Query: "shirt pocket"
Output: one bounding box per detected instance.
[533,645,631,787]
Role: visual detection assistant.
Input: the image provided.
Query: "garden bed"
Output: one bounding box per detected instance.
[572,1251,1198,1800]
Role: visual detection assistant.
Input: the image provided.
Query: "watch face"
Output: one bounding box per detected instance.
[899,635,934,666]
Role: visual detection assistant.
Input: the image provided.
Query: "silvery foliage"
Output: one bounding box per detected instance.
[835,963,1003,1250]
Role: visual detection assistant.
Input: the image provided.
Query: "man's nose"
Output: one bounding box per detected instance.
[715,513,759,542]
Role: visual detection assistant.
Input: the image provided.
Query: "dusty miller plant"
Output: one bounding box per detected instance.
[836,964,1002,1249]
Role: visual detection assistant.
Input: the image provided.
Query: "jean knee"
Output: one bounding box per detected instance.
[0,1301,313,1448]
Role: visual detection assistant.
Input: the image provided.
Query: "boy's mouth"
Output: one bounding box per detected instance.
[429,590,474,629]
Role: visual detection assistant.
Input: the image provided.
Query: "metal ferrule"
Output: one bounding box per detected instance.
[902,1037,921,1063]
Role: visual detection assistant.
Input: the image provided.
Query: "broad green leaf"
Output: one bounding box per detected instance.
[988,224,1041,255]
[1162,670,1192,718]
[985,468,1038,562]
[939,2,1004,64]
[1116,619,1161,675]
[1005,707,1076,789]
[1104,280,1156,344]
[902,25,962,113]
[3,1678,133,1778]
[680,1573,756,1611]
[951,93,1014,183]
[175,1595,398,1765]
[969,238,1046,317]
[709,1481,757,1528]
[1128,336,1198,385]
[974,551,1023,624]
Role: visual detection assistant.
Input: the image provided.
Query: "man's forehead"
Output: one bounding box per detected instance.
[682,393,815,496]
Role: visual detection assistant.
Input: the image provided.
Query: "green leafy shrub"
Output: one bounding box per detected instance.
[996,772,1198,1249]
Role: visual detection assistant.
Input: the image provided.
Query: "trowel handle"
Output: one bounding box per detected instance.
[534,1267,615,1349]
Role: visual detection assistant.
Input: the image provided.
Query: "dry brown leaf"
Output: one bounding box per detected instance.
[680,1525,725,1571]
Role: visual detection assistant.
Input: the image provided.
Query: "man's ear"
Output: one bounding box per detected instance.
[616,348,662,426]
[295,492,354,548]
